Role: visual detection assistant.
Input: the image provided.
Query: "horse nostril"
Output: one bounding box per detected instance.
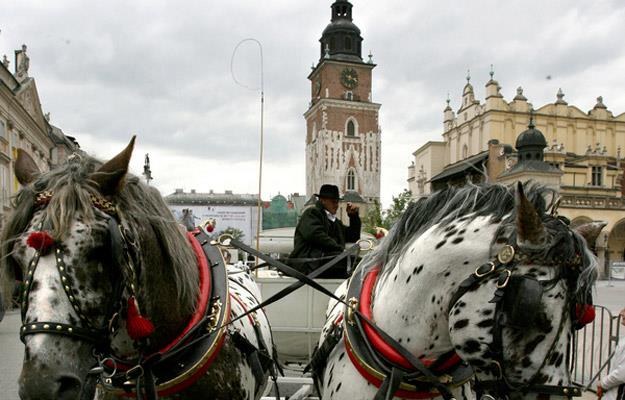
[57,374,82,399]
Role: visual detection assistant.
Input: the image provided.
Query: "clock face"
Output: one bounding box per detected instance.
[340,68,359,89]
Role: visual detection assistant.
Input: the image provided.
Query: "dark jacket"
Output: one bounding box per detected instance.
[289,200,361,274]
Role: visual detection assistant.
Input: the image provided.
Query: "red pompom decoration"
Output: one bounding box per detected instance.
[375,231,385,240]
[126,296,154,340]
[575,304,595,327]
[205,224,214,233]
[26,231,55,254]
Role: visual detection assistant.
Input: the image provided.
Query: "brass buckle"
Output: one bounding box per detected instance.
[206,298,223,332]
[346,297,359,326]
[497,270,512,288]
[475,262,495,277]
[357,238,374,251]
[217,233,233,246]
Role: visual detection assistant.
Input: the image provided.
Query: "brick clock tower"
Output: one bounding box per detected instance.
[304,0,381,206]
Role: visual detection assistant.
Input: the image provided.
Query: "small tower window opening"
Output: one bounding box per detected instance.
[347,169,356,191]
[347,120,355,136]
[462,144,468,159]
[330,37,335,51]
[591,166,603,186]
[345,37,352,50]
[345,91,353,101]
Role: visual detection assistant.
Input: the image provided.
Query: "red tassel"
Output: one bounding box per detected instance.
[206,224,214,233]
[126,296,154,340]
[26,231,55,254]
[575,304,595,327]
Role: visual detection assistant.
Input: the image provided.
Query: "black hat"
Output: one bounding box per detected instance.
[315,184,342,200]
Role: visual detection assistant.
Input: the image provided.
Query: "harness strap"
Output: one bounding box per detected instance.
[228,238,457,400]
[374,367,406,400]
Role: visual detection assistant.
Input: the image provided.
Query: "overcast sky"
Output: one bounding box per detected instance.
[3,0,625,206]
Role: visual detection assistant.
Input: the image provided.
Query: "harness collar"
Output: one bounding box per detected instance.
[341,264,472,399]
[99,230,230,397]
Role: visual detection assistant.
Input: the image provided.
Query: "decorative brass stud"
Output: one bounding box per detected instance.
[69,296,74,301]
[497,245,515,264]
[59,266,64,271]
[68,327,73,333]
[43,324,49,329]
[25,280,29,285]
[64,286,70,291]
[563,388,569,394]
[61,276,66,282]
[31,324,36,329]
[56,325,62,330]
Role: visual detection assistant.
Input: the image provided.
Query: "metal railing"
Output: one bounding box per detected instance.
[571,305,622,389]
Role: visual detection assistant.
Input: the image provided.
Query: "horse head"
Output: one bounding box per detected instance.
[446,182,600,398]
[0,138,198,399]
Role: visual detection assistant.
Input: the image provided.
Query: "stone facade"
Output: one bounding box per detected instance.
[305,0,381,206]
[0,44,77,226]
[407,71,625,277]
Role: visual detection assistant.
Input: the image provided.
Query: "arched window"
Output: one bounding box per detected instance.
[347,120,355,136]
[347,169,356,191]
[462,144,468,159]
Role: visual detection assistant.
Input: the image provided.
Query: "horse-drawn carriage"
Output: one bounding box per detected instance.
[0,137,606,400]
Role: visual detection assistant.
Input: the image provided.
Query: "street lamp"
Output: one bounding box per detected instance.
[231,38,264,256]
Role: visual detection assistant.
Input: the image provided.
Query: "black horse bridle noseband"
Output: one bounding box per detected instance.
[449,231,586,399]
[19,191,140,348]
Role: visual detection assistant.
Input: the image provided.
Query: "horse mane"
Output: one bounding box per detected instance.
[361,182,596,299]
[0,155,198,314]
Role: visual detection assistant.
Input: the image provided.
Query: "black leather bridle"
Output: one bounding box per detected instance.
[18,191,140,349]
[449,236,586,399]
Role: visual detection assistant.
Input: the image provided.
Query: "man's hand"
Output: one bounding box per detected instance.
[346,202,359,216]
[597,385,603,398]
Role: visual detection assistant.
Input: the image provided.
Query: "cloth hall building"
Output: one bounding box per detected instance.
[407,72,625,278]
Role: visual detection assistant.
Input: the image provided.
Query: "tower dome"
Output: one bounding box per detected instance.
[516,117,547,162]
[319,0,363,62]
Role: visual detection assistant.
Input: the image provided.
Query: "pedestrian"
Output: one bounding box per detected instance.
[598,307,625,400]
[289,184,361,278]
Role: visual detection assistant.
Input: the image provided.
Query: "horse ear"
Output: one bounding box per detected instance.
[90,136,136,196]
[515,181,546,247]
[15,149,41,185]
[574,221,607,249]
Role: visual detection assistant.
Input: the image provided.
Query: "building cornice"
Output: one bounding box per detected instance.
[304,98,381,119]
[308,58,376,80]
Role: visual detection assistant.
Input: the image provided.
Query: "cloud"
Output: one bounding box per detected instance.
[3,0,625,206]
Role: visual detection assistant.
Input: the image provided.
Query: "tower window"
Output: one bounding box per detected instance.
[347,169,356,191]
[330,37,335,51]
[345,37,352,50]
[347,120,355,136]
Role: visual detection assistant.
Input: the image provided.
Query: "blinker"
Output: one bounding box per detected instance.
[502,276,544,328]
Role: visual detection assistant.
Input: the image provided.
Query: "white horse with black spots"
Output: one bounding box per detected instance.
[314,182,601,400]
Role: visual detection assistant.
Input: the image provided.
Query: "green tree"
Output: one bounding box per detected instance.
[220,227,245,241]
[383,189,413,228]
[363,200,384,235]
